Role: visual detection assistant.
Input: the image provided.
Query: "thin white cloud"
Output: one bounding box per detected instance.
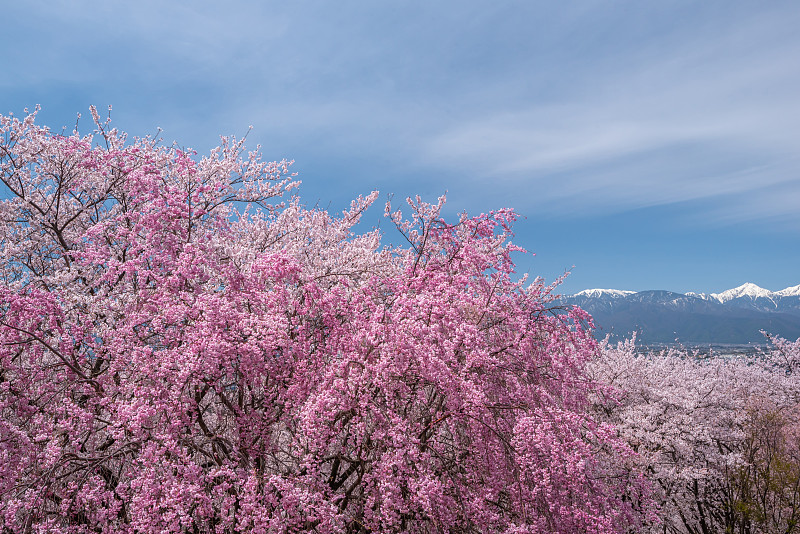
[4,1,799,226]
[422,10,800,219]
[427,6,800,222]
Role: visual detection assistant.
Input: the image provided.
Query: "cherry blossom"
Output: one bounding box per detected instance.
[592,335,800,533]
[0,108,651,533]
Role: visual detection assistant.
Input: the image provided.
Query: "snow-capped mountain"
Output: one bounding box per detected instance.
[586,283,800,311]
[776,284,800,297]
[711,282,775,303]
[689,283,800,314]
[574,289,635,299]
[560,283,800,345]
[686,283,800,307]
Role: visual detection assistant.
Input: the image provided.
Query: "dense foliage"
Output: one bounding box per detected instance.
[0,109,653,533]
[592,335,800,533]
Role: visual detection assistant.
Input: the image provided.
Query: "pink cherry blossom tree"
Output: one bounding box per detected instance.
[591,335,800,534]
[0,108,653,533]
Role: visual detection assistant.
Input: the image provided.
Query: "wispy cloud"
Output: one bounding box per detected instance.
[421,5,800,221]
[4,1,799,227]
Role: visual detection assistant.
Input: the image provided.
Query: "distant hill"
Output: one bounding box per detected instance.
[560,283,800,345]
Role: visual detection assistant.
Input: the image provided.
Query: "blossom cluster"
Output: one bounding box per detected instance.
[592,336,800,533]
[0,109,652,533]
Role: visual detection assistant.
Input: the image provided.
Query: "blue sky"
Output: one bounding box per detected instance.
[3,1,799,295]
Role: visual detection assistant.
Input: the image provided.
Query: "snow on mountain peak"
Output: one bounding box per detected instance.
[572,283,799,302]
[776,284,800,297]
[574,289,635,298]
[711,283,773,303]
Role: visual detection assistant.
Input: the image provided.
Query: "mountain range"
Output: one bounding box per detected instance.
[560,283,800,345]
